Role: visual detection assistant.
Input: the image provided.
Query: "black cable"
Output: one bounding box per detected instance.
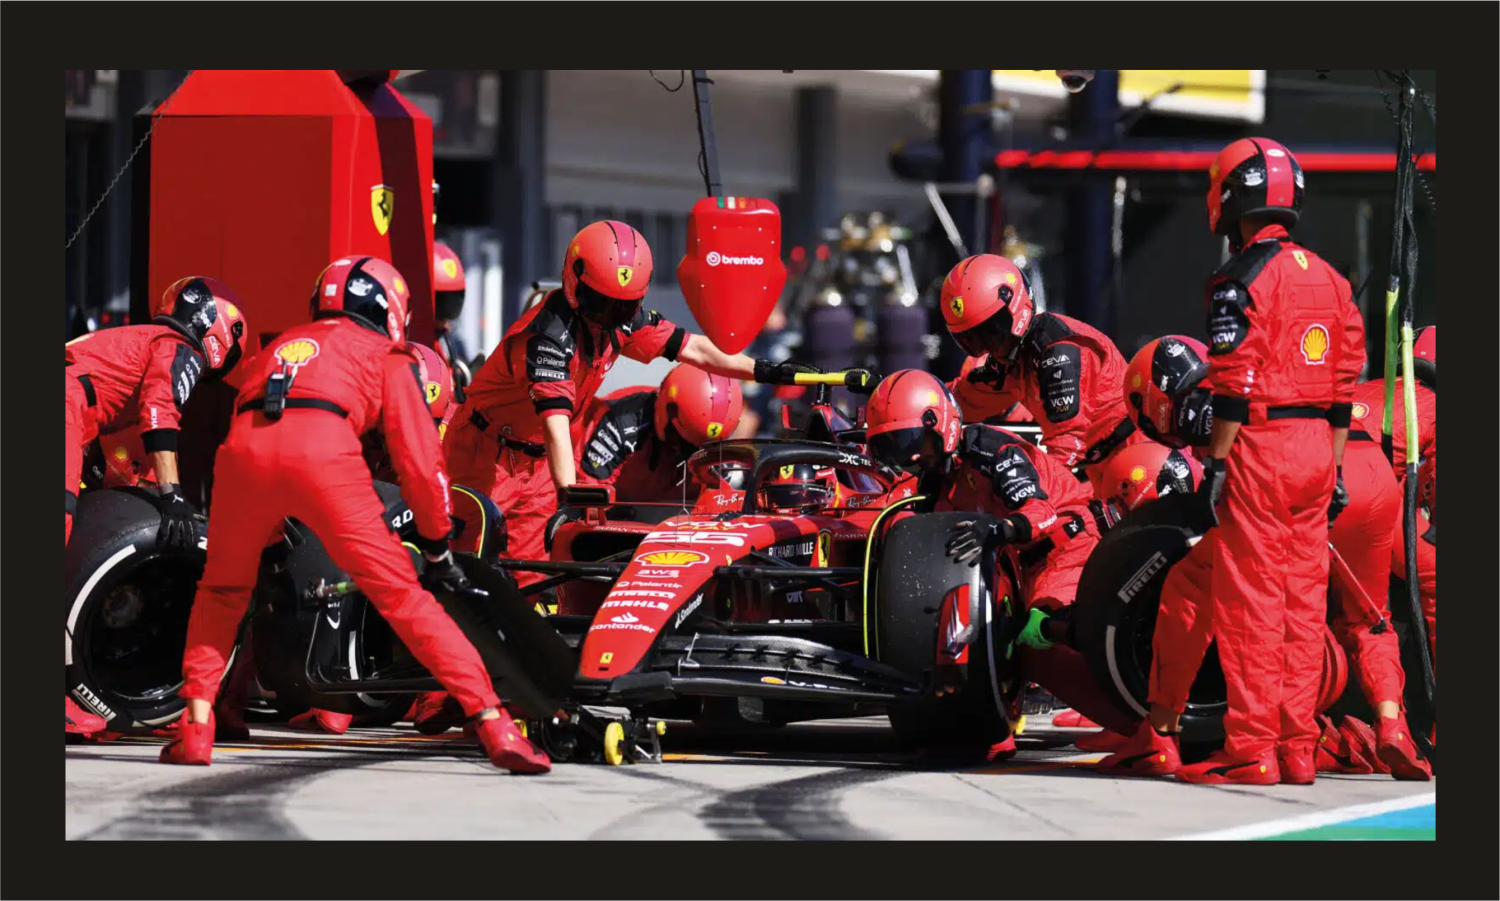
[1374,70,1436,216]
[650,70,686,92]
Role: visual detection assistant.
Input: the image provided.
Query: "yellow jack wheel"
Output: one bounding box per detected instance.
[1012,715,1028,736]
[655,720,667,736]
[602,721,626,766]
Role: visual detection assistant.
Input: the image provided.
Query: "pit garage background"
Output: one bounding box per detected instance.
[65,69,1436,398]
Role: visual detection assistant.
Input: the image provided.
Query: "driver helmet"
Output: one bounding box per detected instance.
[759,463,838,515]
[562,220,654,331]
[1099,441,1203,512]
[865,370,962,475]
[155,276,251,376]
[1124,335,1212,449]
[939,254,1036,364]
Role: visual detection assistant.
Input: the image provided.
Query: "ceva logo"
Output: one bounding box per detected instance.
[705,251,764,267]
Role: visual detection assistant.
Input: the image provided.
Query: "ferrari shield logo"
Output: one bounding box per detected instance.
[425,382,442,405]
[950,295,965,319]
[1292,250,1309,270]
[617,266,634,288]
[815,530,831,567]
[599,652,613,665]
[371,184,394,236]
[706,422,724,439]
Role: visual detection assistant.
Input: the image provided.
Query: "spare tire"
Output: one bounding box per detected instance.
[65,487,225,731]
[874,511,1023,750]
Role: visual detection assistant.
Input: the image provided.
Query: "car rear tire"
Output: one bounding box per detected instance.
[875,512,1019,750]
[65,487,226,732]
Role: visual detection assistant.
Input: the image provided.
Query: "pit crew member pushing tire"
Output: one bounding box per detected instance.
[160,256,549,775]
[65,276,250,737]
[863,371,1136,752]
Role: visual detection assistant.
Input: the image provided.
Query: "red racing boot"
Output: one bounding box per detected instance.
[1097,722,1181,777]
[66,696,107,738]
[414,693,465,735]
[404,690,446,724]
[1375,714,1433,781]
[1175,751,1280,785]
[1075,729,1128,753]
[1339,716,1390,775]
[1315,715,1373,774]
[986,734,1018,763]
[1051,709,1100,729]
[1277,748,1317,785]
[160,712,215,766]
[288,708,353,735]
[474,708,551,775]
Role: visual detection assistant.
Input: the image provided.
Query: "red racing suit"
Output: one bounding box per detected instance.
[65,325,207,543]
[1351,380,1436,672]
[948,312,1145,498]
[443,291,686,585]
[930,424,1133,734]
[177,319,502,719]
[574,387,696,504]
[1202,222,1365,763]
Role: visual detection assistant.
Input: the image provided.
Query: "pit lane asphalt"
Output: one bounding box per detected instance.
[65,718,1434,840]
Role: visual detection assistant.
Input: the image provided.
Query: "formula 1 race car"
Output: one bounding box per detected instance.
[496,376,1047,761]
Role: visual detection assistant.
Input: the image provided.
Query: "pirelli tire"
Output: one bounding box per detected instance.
[1070,497,1227,756]
[875,512,1017,751]
[65,487,229,732]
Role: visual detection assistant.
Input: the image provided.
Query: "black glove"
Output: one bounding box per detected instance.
[544,507,583,553]
[1329,467,1349,524]
[420,545,471,594]
[155,486,200,552]
[965,359,1008,391]
[945,514,1020,565]
[1198,457,1228,527]
[753,358,821,385]
[410,527,452,558]
[843,368,881,395]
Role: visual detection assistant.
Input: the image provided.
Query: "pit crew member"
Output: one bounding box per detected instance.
[160,256,549,774]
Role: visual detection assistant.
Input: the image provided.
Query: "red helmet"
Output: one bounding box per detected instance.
[655,364,743,448]
[310,256,412,345]
[1207,137,1304,237]
[99,430,152,488]
[432,242,467,322]
[562,220,654,329]
[1412,325,1435,365]
[155,276,250,375]
[408,342,454,424]
[1124,336,1211,448]
[865,370,963,473]
[940,255,1035,363]
[1099,441,1204,513]
[758,463,838,514]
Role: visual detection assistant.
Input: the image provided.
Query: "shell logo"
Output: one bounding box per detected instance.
[225,303,240,319]
[274,338,320,367]
[706,422,724,439]
[1131,373,1142,389]
[1004,271,1017,287]
[1352,402,1369,421]
[113,445,130,462]
[635,550,710,567]
[394,277,407,296]
[949,295,965,319]
[1300,324,1330,365]
[926,390,941,406]
[442,259,459,279]
[1129,465,1147,483]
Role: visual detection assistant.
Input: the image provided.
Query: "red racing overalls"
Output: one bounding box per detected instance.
[1201,222,1365,764]
[948,312,1145,499]
[443,291,686,584]
[177,319,502,720]
[66,325,207,544]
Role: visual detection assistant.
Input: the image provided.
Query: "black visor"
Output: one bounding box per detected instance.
[576,280,642,331]
[950,307,1018,360]
[868,427,932,474]
[761,481,834,512]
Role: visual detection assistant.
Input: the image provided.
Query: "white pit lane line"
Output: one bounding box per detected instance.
[1166,790,1436,841]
